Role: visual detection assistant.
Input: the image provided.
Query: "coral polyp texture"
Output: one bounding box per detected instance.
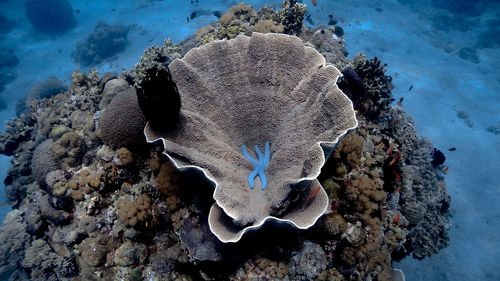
[144,33,358,242]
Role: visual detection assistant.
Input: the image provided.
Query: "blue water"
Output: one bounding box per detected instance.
[0,0,499,280]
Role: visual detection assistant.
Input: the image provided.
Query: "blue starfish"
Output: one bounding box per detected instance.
[241,141,270,190]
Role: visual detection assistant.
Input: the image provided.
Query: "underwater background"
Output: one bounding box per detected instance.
[0,0,498,280]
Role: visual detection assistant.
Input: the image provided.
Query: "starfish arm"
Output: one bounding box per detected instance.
[242,144,258,166]
[255,145,263,160]
[262,141,270,168]
[248,169,258,189]
[258,169,267,189]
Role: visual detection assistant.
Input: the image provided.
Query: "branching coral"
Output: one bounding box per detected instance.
[338,53,394,119]
[275,0,307,35]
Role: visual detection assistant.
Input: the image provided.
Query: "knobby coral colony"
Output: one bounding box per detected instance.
[0,2,450,281]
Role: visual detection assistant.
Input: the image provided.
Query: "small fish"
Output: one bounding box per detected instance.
[392,170,401,183]
[190,9,212,20]
[442,166,449,174]
[307,186,321,200]
[328,14,338,26]
[389,157,397,166]
[386,143,393,155]
[409,84,414,91]
[212,11,223,18]
[397,96,403,106]
[310,0,317,7]
[448,147,456,151]
[0,202,13,207]
[305,14,314,25]
[186,16,190,22]
[393,213,400,224]
[396,151,401,162]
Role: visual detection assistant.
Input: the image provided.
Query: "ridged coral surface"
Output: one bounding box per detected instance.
[145,32,357,242]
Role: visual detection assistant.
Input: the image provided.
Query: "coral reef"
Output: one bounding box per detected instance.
[133,42,181,128]
[0,47,18,68]
[0,46,18,95]
[0,57,17,94]
[0,2,449,281]
[24,0,75,34]
[72,20,129,66]
[0,15,16,39]
[27,77,68,100]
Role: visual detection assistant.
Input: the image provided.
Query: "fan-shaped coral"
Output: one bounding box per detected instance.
[145,33,357,242]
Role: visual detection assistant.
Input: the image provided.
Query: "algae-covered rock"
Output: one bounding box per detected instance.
[0,210,29,281]
[114,241,147,266]
[289,241,327,280]
[320,213,347,237]
[39,195,70,225]
[22,239,76,280]
[31,139,59,185]
[49,125,70,140]
[79,236,109,267]
[51,132,86,170]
